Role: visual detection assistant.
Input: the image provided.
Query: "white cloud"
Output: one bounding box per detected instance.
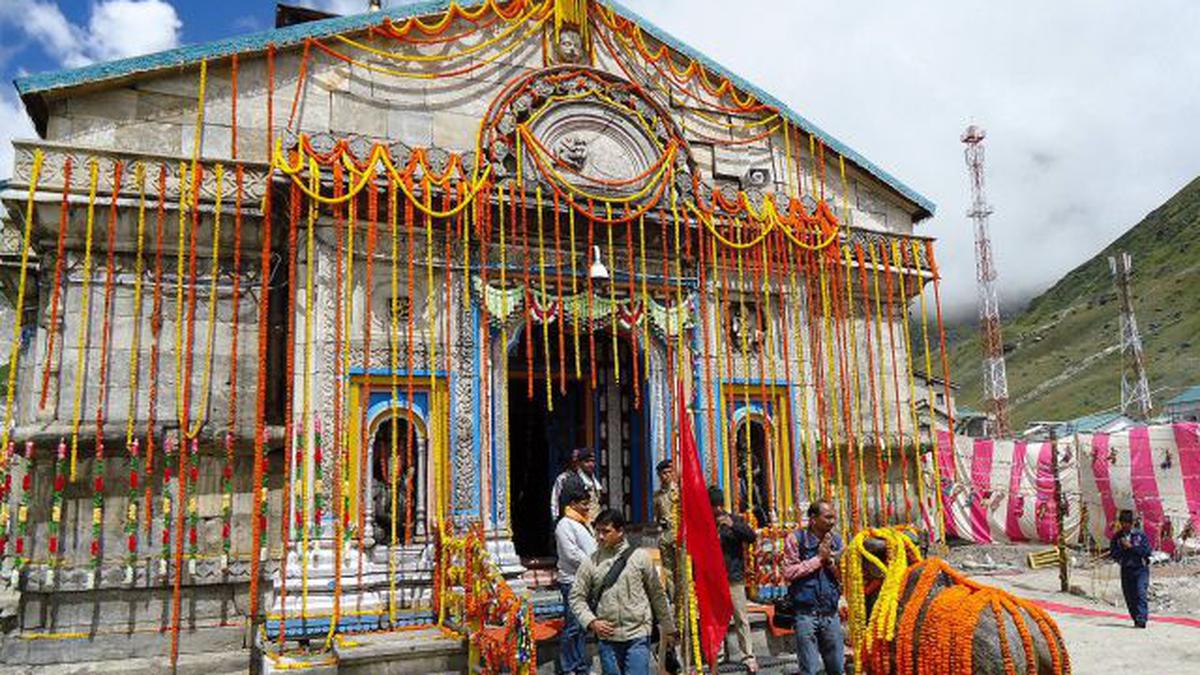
[0,1,88,67]
[87,0,182,62]
[0,93,34,180]
[0,0,181,69]
[632,0,1200,313]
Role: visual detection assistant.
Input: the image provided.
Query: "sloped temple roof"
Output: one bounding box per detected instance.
[11,0,935,217]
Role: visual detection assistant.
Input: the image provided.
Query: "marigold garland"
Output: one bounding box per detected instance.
[46,440,67,580]
[38,157,72,410]
[0,443,13,561]
[247,43,276,625]
[67,160,101,482]
[90,159,124,574]
[159,434,175,578]
[844,529,1069,675]
[10,442,34,583]
[125,439,142,578]
[143,165,168,537]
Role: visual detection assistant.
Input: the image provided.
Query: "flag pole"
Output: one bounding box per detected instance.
[676,405,692,675]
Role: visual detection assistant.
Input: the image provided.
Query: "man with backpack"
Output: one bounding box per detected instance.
[569,509,677,675]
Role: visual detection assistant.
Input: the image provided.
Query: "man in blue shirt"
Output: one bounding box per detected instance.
[1110,509,1151,628]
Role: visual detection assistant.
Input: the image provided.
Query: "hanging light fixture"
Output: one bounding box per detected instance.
[588,245,610,280]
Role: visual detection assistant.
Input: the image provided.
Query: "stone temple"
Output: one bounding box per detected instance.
[0,1,950,671]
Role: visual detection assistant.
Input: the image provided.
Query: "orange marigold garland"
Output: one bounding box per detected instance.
[38,157,72,410]
[849,537,1070,675]
[90,159,125,574]
[248,42,275,624]
[144,165,168,537]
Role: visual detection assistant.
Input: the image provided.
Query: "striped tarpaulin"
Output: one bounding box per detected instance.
[930,424,1200,547]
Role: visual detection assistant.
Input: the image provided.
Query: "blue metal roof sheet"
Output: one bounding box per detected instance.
[1167,385,1200,406]
[13,0,934,216]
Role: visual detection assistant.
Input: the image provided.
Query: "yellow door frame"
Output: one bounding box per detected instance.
[721,383,794,520]
[347,374,451,536]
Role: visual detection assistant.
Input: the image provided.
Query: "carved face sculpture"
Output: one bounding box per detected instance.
[556,29,583,63]
[554,134,589,171]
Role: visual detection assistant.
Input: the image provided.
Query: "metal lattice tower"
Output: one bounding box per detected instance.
[1109,252,1153,419]
[962,125,1011,437]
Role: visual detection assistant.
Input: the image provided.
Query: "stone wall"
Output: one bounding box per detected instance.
[0,8,936,597]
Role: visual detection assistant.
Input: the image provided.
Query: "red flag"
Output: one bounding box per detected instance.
[677,385,733,665]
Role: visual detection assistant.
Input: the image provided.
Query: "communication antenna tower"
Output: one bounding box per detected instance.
[962,125,1011,437]
[1109,251,1153,419]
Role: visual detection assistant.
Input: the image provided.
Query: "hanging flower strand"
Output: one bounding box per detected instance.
[11,441,34,585]
[126,439,142,581]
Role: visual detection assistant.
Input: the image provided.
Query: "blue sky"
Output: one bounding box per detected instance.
[2,1,1199,311]
[1,1,280,80]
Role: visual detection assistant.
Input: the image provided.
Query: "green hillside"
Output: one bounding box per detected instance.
[946,176,1200,429]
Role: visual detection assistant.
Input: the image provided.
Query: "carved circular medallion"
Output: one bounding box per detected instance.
[478,66,693,201]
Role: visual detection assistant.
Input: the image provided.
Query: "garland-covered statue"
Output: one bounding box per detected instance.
[843,527,1070,675]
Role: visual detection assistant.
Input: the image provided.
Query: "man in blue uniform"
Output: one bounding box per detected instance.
[1110,509,1151,628]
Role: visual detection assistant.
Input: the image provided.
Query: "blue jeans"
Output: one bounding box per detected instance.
[794,613,844,675]
[558,583,589,674]
[598,636,651,675]
[1120,566,1149,626]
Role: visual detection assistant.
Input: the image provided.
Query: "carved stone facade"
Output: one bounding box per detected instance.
[0,3,937,663]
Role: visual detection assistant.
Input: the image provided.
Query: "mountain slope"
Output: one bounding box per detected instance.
[946,176,1200,428]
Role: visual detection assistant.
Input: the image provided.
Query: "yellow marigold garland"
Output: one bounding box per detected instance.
[847,532,1070,675]
[844,526,922,673]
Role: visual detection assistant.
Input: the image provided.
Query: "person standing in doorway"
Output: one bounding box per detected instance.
[570,509,676,675]
[556,485,597,675]
[710,486,759,672]
[782,500,844,675]
[551,448,604,520]
[1111,509,1151,628]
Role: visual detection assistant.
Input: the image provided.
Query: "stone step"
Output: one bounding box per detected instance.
[332,627,467,675]
[1,649,252,675]
[0,625,247,668]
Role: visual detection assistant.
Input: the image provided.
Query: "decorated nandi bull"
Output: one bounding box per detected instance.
[844,527,1070,675]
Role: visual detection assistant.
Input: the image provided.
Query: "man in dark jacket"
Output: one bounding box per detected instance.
[782,500,843,675]
[709,486,758,672]
[1111,509,1152,628]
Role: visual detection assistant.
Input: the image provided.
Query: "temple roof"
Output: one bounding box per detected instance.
[11,0,935,218]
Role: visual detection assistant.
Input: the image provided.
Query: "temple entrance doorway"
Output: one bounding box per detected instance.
[370,413,424,545]
[733,416,774,526]
[507,327,649,559]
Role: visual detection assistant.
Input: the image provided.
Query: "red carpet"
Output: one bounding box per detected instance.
[1029,599,1200,628]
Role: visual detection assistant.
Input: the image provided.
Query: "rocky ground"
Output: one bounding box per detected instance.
[943,540,1200,617]
[945,541,1200,673]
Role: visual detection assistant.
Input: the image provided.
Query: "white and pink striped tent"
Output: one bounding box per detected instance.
[1077,423,1200,549]
[932,431,1081,545]
[930,423,1200,547]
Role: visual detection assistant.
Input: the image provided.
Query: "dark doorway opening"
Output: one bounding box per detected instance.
[734,418,773,526]
[507,327,589,559]
[506,327,649,559]
[371,415,421,544]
